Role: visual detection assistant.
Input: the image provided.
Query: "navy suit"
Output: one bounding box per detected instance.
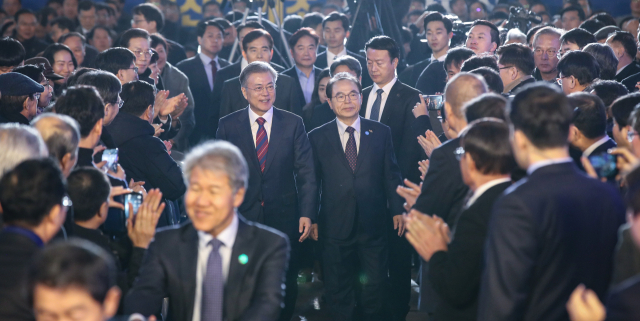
[216,106,317,321]
[309,118,403,320]
[478,162,625,321]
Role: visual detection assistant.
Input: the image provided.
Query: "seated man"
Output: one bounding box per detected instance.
[0,159,69,320]
[557,51,600,95]
[496,43,536,95]
[124,141,289,321]
[0,72,44,124]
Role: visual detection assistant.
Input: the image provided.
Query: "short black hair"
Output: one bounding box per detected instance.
[569,92,607,139]
[196,19,223,38]
[401,27,413,44]
[42,43,78,70]
[283,14,302,34]
[560,28,596,49]
[611,93,640,127]
[557,51,600,86]
[288,27,319,48]
[55,86,105,137]
[470,20,501,47]
[330,55,362,78]
[211,17,231,30]
[14,9,36,23]
[322,12,350,31]
[132,3,164,31]
[0,158,66,227]
[425,3,447,14]
[578,19,605,34]
[49,16,75,31]
[560,5,586,22]
[76,70,122,105]
[236,21,263,39]
[591,12,617,27]
[463,92,507,122]
[27,240,117,306]
[509,83,573,148]
[444,46,475,71]
[87,26,115,42]
[470,67,504,94]
[302,12,324,29]
[582,43,618,80]
[0,37,26,67]
[496,43,536,75]
[59,31,86,45]
[364,35,400,62]
[120,80,155,117]
[68,167,111,222]
[460,119,515,175]
[608,31,638,60]
[202,0,220,11]
[66,67,97,87]
[94,47,136,76]
[12,64,46,84]
[150,33,167,51]
[37,7,57,28]
[526,25,544,45]
[242,29,273,52]
[588,80,629,108]
[326,72,362,101]
[78,0,94,12]
[594,26,621,42]
[119,28,150,48]
[460,54,498,72]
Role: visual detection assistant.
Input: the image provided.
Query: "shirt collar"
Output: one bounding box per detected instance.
[248,106,274,124]
[295,65,314,79]
[466,177,511,208]
[199,53,217,66]
[2,226,44,248]
[430,53,447,62]
[241,57,249,71]
[616,63,632,75]
[197,213,239,249]
[336,116,361,134]
[327,47,347,62]
[582,136,612,158]
[372,77,397,94]
[526,157,573,175]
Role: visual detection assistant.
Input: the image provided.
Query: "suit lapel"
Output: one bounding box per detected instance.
[316,52,328,69]
[179,225,199,321]
[380,82,402,125]
[236,108,262,172]
[225,217,253,319]
[193,57,212,93]
[359,87,371,118]
[324,119,353,172]
[263,108,283,174]
[355,118,371,173]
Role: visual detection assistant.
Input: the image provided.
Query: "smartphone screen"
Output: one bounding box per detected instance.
[124,192,143,219]
[422,95,444,111]
[102,148,118,172]
[588,152,617,179]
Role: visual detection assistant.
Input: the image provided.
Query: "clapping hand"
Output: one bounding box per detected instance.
[404,209,450,261]
[418,130,442,158]
[397,179,422,212]
[127,188,165,249]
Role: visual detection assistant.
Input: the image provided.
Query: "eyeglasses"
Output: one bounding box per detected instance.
[628,130,638,143]
[454,147,465,160]
[499,65,514,70]
[127,66,139,73]
[113,96,124,109]
[33,93,41,100]
[556,75,571,85]
[557,50,573,59]
[244,84,276,93]
[133,50,153,59]
[62,195,73,209]
[333,92,360,102]
[534,48,558,57]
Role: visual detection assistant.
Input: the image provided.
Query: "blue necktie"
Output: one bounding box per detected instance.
[345,126,357,172]
[369,89,384,121]
[201,238,223,321]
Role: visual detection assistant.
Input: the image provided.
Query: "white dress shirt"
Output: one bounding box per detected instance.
[326,47,347,67]
[192,214,239,321]
[249,106,273,146]
[526,157,573,175]
[241,57,249,71]
[583,136,613,158]
[430,53,447,62]
[365,77,397,121]
[336,116,361,153]
[465,177,512,208]
[199,53,221,91]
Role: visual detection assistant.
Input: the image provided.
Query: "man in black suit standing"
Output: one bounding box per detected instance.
[405,119,515,321]
[359,35,425,321]
[282,27,323,112]
[477,83,626,321]
[218,30,302,118]
[124,140,290,321]
[216,62,317,321]
[176,20,230,145]
[309,72,404,321]
[568,93,617,168]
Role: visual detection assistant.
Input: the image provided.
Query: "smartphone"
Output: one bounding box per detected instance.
[124,192,143,219]
[588,152,617,179]
[422,94,444,111]
[102,148,118,172]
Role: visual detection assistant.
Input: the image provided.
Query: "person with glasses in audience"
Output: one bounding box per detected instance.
[557,51,600,95]
[0,72,44,125]
[496,43,536,95]
[12,63,56,111]
[94,47,139,85]
[532,27,562,83]
[131,3,186,66]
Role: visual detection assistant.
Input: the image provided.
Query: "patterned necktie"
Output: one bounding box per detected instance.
[345,126,357,172]
[256,117,268,172]
[369,88,384,121]
[210,60,217,90]
[201,238,223,321]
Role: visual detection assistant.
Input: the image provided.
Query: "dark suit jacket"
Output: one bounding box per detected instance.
[175,55,230,144]
[416,61,447,95]
[478,162,626,321]
[314,49,372,87]
[398,58,431,88]
[507,77,537,95]
[216,107,317,238]
[616,63,640,83]
[282,66,323,110]
[360,80,425,183]
[306,102,335,132]
[218,74,303,119]
[606,274,640,321]
[622,72,640,92]
[429,181,511,321]
[124,217,290,321]
[166,38,187,66]
[308,118,404,240]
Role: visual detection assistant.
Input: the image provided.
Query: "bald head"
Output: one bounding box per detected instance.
[445,72,488,119]
[32,114,80,171]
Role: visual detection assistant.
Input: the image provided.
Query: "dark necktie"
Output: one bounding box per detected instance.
[201,238,223,321]
[256,117,268,172]
[210,60,217,89]
[345,126,357,172]
[369,88,384,121]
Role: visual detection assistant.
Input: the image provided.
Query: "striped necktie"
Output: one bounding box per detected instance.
[256,117,268,172]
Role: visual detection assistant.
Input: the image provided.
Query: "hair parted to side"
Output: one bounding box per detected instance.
[184,140,249,192]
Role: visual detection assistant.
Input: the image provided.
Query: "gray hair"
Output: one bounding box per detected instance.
[0,123,48,177]
[183,140,249,191]
[505,28,527,45]
[239,61,278,88]
[31,113,81,163]
[532,26,563,47]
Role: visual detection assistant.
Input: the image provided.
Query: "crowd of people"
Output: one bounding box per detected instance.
[2,0,640,320]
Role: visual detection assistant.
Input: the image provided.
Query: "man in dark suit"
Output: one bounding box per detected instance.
[309,72,404,321]
[606,31,640,83]
[405,120,515,321]
[216,62,317,321]
[282,27,323,112]
[496,43,537,95]
[176,20,230,145]
[477,83,626,321]
[0,159,68,321]
[131,3,187,65]
[218,30,302,118]
[359,35,425,321]
[124,140,290,321]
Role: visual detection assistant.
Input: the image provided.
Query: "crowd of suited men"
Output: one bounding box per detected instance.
[4,0,640,320]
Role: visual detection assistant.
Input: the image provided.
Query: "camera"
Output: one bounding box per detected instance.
[504,6,542,34]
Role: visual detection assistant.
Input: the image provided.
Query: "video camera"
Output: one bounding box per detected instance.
[504,6,542,34]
